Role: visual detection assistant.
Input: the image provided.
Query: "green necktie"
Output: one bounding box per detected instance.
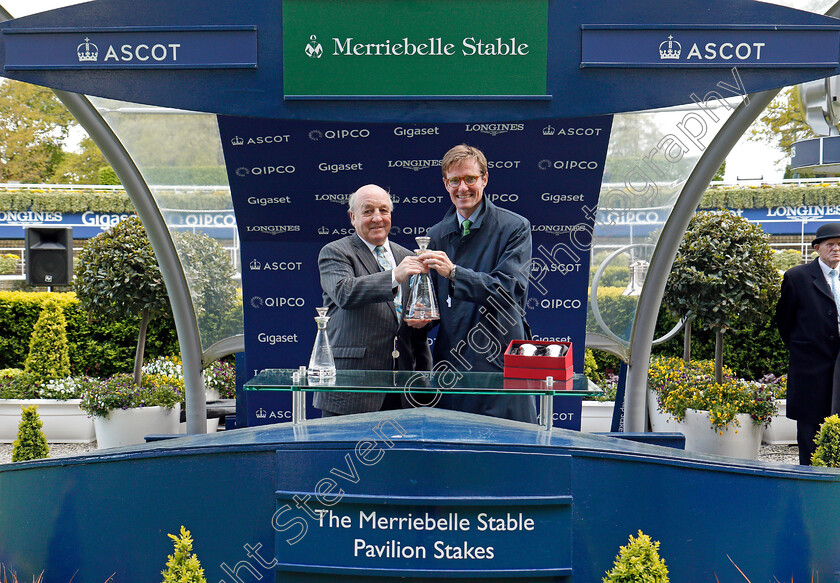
[462,219,472,236]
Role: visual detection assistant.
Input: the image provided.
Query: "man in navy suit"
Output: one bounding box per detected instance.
[315,184,432,416]
[776,223,840,464]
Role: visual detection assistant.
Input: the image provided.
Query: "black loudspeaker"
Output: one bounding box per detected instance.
[25,226,73,286]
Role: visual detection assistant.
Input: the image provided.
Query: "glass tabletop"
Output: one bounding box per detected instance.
[244,369,599,396]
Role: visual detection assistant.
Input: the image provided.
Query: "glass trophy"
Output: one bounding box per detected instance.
[404,236,440,324]
[308,307,336,379]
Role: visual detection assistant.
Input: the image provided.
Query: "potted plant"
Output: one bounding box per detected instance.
[0,370,97,443]
[812,414,840,467]
[144,355,226,433]
[759,374,794,445]
[80,373,183,449]
[648,356,777,459]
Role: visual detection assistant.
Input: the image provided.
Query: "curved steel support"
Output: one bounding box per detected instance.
[203,334,245,366]
[52,91,208,435]
[622,90,779,431]
[623,1,840,432]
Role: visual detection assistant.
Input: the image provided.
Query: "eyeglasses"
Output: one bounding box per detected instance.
[445,174,484,188]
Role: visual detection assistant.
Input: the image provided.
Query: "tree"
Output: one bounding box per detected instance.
[23,299,71,383]
[602,530,669,583]
[0,80,75,183]
[749,86,815,160]
[12,405,49,462]
[664,210,780,382]
[171,230,240,347]
[49,136,113,184]
[74,217,171,386]
[161,526,207,583]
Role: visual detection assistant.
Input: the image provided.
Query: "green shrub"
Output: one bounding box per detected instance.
[11,405,49,462]
[23,300,71,384]
[602,530,669,583]
[0,254,19,275]
[773,249,804,272]
[812,415,840,467]
[98,166,120,185]
[587,287,638,340]
[584,349,599,381]
[161,526,206,583]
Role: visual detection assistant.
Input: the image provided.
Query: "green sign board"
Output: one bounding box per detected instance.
[283,0,548,98]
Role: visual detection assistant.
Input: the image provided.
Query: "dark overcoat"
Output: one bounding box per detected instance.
[427,198,537,424]
[315,234,432,415]
[776,258,840,424]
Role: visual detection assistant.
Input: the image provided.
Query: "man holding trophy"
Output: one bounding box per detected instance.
[315,184,432,417]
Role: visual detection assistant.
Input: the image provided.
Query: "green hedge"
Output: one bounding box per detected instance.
[699,184,840,210]
[0,291,179,378]
[0,185,232,213]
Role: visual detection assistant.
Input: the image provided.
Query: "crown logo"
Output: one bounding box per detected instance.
[318,226,329,235]
[305,35,323,59]
[249,259,261,270]
[659,35,681,60]
[256,408,267,419]
[542,125,555,136]
[231,136,244,146]
[77,37,99,62]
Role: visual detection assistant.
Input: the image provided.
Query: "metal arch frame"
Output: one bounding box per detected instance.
[623,1,840,432]
[620,2,840,432]
[2,0,209,435]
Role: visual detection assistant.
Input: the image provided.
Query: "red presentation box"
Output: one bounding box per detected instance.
[503,340,574,381]
[502,377,574,391]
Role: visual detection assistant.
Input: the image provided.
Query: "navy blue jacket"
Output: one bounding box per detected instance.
[427,199,536,423]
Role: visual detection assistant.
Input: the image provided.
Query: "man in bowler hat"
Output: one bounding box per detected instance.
[776,223,840,464]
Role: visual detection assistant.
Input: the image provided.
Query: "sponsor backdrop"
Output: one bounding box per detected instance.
[218,115,612,426]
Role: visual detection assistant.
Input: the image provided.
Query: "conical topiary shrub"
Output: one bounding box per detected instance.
[11,405,49,462]
[603,530,669,583]
[23,299,71,384]
[161,526,207,583]
[812,414,840,467]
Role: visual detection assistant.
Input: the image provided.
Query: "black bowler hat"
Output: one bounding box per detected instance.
[812,223,840,246]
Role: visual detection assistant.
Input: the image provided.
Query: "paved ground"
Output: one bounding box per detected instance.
[0,441,802,465]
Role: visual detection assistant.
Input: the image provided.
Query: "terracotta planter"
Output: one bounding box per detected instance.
[580,401,615,433]
[93,405,180,449]
[762,399,795,445]
[0,399,95,443]
[681,407,764,460]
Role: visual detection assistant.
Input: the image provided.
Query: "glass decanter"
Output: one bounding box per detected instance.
[404,236,440,324]
[308,307,336,378]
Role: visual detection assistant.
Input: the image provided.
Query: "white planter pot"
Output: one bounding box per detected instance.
[179,418,220,434]
[647,391,684,433]
[0,399,95,443]
[762,399,796,445]
[93,405,180,449]
[682,407,764,460]
[580,401,615,433]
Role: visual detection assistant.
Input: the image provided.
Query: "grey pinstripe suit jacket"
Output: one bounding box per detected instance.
[314,234,432,414]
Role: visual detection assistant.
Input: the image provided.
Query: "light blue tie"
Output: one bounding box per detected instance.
[375,245,402,319]
[831,269,840,327]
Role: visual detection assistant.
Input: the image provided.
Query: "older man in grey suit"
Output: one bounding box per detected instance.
[315,184,433,416]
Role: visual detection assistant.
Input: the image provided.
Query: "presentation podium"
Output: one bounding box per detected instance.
[244,370,598,430]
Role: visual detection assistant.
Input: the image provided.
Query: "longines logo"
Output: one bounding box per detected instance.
[245,225,301,235]
[531,224,587,233]
[314,193,351,204]
[249,259,304,271]
[231,135,290,146]
[76,36,181,64]
[537,159,599,171]
[387,159,441,171]
[464,123,525,136]
[542,125,603,137]
[306,35,324,58]
[309,129,370,141]
[235,165,296,177]
[250,296,306,308]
